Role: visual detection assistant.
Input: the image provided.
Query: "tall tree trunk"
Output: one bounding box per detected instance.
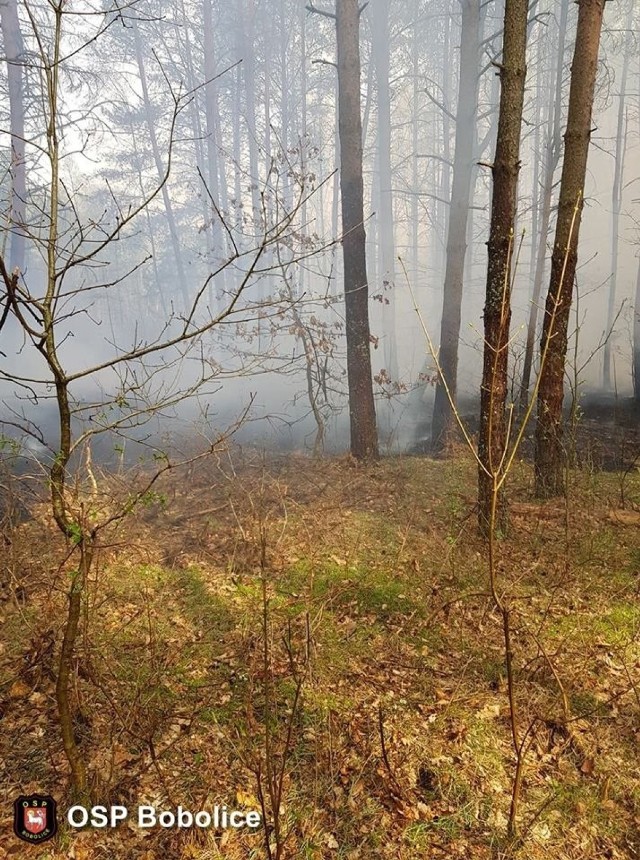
[0,0,26,273]
[232,64,244,229]
[633,257,640,403]
[298,0,308,296]
[132,21,189,310]
[371,0,397,384]
[519,0,568,409]
[279,0,292,213]
[238,0,262,235]
[336,0,378,458]
[437,6,453,279]
[634,45,640,405]
[130,122,167,317]
[535,0,606,498]
[478,0,528,535]
[263,12,273,232]
[331,86,341,294]
[431,0,482,452]
[203,0,228,300]
[602,2,632,389]
[411,18,420,292]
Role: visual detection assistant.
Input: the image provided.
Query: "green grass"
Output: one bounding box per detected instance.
[548,600,640,649]
[282,559,423,620]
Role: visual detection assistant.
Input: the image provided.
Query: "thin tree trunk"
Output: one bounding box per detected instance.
[535,0,606,498]
[232,64,244,228]
[203,0,228,300]
[132,21,189,310]
[299,0,308,296]
[0,0,26,273]
[431,0,482,452]
[519,0,568,409]
[478,0,528,535]
[438,7,452,277]
[263,13,273,232]
[336,0,378,458]
[634,46,640,405]
[331,89,341,295]
[130,122,167,317]
[411,20,420,291]
[633,256,640,402]
[371,0,397,384]
[602,3,632,389]
[238,0,262,234]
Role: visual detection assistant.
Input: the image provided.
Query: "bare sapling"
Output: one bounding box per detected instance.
[0,0,323,797]
[405,193,584,839]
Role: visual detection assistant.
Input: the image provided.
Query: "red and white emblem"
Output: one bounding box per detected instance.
[13,794,57,843]
[24,807,47,834]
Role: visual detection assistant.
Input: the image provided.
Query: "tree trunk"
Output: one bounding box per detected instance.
[411,21,420,292]
[238,0,262,235]
[232,64,244,229]
[336,0,378,458]
[602,3,632,389]
[431,0,482,452]
[535,0,606,498]
[371,0,397,384]
[298,0,308,296]
[132,20,190,310]
[0,0,26,273]
[519,0,568,410]
[477,0,528,536]
[203,0,228,301]
[633,257,640,403]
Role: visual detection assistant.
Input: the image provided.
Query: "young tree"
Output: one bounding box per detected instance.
[535,0,606,498]
[1,0,320,795]
[308,0,378,459]
[477,0,528,535]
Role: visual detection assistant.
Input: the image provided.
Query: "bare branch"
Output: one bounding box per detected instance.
[306,3,336,20]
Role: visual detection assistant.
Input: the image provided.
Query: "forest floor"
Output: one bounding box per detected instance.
[1,447,640,860]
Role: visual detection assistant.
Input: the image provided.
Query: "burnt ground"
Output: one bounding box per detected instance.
[408,392,640,473]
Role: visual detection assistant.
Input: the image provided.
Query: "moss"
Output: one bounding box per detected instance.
[549,600,640,649]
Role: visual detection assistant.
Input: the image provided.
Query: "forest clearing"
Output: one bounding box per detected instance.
[1,448,640,859]
[1,0,640,856]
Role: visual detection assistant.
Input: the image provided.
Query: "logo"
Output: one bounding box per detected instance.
[14,795,57,844]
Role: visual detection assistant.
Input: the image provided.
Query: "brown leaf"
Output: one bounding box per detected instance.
[580,757,595,775]
[9,679,30,699]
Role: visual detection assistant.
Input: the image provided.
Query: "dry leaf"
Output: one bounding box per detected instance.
[9,680,30,699]
[324,833,339,850]
[580,757,595,775]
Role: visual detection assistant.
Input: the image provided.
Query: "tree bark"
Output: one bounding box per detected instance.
[336,0,378,458]
[431,0,482,452]
[478,0,529,535]
[534,0,606,498]
[519,0,568,410]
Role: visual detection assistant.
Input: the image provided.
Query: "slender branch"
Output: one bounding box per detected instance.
[306,3,336,20]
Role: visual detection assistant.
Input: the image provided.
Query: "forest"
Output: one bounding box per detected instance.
[0,0,639,858]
